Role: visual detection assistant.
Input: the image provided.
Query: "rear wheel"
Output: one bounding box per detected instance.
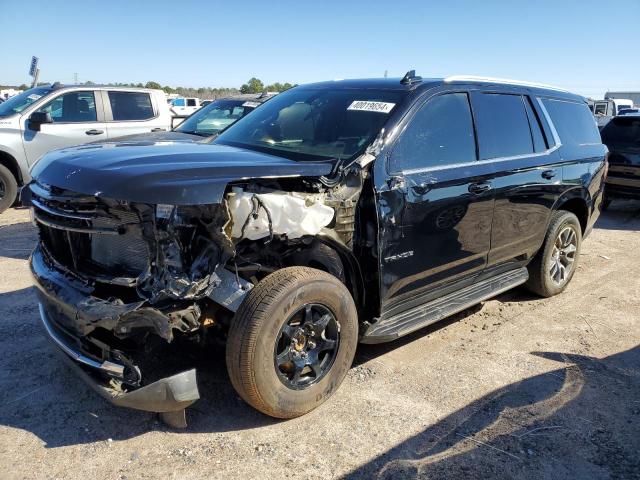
[226,267,358,418]
[0,164,18,214]
[526,211,582,297]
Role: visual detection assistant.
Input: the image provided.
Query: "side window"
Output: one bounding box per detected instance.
[186,98,197,107]
[108,91,154,121]
[391,93,476,172]
[523,97,548,152]
[594,103,607,115]
[471,93,533,159]
[173,98,185,107]
[37,91,97,123]
[542,98,601,146]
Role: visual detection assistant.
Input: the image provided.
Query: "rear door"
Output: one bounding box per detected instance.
[102,90,166,139]
[377,91,495,317]
[21,89,107,165]
[469,91,562,272]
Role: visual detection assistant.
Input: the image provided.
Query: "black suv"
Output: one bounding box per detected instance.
[600,114,640,207]
[24,72,606,426]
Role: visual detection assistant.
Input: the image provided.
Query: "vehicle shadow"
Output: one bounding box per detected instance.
[0,221,37,260]
[343,345,640,480]
[0,281,546,448]
[595,199,640,231]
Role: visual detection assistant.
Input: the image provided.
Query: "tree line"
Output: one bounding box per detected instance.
[1,77,296,100]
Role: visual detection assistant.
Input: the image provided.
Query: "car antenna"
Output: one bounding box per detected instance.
[400,70,422,85]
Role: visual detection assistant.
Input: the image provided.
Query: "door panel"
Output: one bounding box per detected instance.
[376,91,495,316]
[377,165,495,315]
[103,90,164,139]
[21,90,107,165]
[469,92,560,270]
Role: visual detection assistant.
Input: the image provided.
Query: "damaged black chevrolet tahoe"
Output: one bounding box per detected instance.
[24,72,607,426]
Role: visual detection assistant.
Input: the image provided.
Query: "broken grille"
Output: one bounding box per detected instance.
[30,184,150,279]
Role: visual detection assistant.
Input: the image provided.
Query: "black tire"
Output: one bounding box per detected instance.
[0,164,18,214]
[226,267,358,418]
[526,210,582,297]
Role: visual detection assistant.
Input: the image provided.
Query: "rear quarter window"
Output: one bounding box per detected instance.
[541,98,601,146]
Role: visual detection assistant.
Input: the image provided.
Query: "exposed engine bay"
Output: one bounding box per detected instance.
[25,162,374,398]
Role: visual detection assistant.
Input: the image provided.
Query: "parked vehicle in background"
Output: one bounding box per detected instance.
[618,108,640,116]
[24,73,606,425]
[111,93,276,143]
[591,98,635,127]
[201,100,213,107]
[600,115,640,207]
[0,83,171,212]
[169,97,202,124]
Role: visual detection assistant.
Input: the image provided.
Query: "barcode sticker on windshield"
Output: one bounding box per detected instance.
[27,94,42,101]
[347,101,395,113]
[242,101,260,108]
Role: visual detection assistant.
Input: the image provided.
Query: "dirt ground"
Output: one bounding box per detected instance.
[0,201,638,480]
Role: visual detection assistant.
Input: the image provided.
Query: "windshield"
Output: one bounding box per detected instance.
[176,99,255,136]
[215,87,405,161]
[601,117,640,146]
[0,87,52,117]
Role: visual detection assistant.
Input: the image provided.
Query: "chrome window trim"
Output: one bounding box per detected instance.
[536,97,563,147]
[400,144,561,175]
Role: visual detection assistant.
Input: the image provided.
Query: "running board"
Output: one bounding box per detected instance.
[361,267,529,344]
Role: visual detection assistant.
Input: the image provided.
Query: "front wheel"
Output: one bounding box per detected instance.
[0,164,18,214]
[226,267,358,418]
[526,210,582,297]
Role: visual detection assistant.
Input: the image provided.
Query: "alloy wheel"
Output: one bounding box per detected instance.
[549,226,578,286]
[274,303,340,390]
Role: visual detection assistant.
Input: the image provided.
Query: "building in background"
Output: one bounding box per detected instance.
[605,91,640,107]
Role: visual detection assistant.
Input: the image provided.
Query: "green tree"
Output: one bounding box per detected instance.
[162,85,175,94]
[240,77,264,94]
[145,81,162,89]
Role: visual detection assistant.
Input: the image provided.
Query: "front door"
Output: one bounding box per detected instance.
[21,90,107,166]
[376,92,495,318]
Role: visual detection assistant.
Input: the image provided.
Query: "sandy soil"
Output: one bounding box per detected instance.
[0,201,638,480]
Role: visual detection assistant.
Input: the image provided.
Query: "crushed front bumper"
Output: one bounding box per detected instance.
[31,245,201,426]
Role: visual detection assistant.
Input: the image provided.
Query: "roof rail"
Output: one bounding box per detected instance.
[400,70,422,85]
[443,75,570,93]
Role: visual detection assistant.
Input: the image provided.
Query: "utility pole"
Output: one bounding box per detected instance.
[31,69,40,88]
[74,73,79,84]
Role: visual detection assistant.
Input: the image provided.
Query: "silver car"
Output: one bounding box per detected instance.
[0,83,172,212]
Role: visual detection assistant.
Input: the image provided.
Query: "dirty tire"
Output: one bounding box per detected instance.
[226,267,358,418]
[526,210,582,297]
[0,164,18,214]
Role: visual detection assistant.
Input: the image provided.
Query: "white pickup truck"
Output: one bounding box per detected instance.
[169,97,203,124]
[0,83,172,212]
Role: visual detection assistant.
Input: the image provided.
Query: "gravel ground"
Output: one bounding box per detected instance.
[0,202,638,480]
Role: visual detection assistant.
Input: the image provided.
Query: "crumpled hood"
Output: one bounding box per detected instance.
[30,141,334,205]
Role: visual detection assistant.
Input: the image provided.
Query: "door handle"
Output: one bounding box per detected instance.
[468,182,491,194]
[85,129,104,136]
[151,128,166,132]
[541,169,557,180]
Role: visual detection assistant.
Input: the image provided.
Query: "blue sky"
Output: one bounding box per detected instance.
[1,0,639,98]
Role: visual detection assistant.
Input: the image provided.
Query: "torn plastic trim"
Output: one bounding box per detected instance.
[47,334,199,414]
[31,244,198,342]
